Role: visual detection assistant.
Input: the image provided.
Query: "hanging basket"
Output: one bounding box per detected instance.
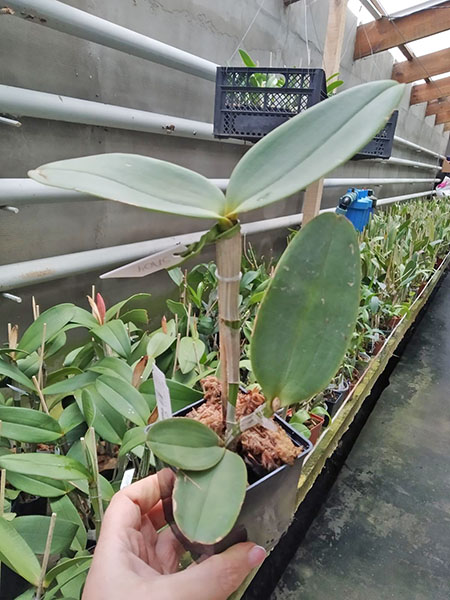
[351,110,399,160]
[213,66,327,142]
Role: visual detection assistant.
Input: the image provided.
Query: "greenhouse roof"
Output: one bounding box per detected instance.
[348,0,450,131]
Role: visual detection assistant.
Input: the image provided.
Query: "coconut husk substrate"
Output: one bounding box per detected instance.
[187,376,302,472]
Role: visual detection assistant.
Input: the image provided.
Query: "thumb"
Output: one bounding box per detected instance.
[158,542,266,600]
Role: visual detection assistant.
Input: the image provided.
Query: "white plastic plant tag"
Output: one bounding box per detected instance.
[152,364,172,421]
[239,405,278,433]
[120,468,135,490]
[100,244,188,279]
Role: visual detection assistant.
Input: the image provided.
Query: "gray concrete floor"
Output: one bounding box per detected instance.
[273,272,450,600]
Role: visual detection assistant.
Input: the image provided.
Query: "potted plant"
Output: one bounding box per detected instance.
[26,80,403,556]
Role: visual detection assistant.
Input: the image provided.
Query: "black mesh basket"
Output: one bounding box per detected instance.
[213,66,327,142]
[352,110,399,160]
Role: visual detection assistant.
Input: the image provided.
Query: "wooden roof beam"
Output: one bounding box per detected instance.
[411,76,450,103]
[426,98,450,115]
[392,48,450,83]
[354,1,450,59]
[435,107,450,124]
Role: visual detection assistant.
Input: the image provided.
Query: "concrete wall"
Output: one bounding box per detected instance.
[0,0,448,329]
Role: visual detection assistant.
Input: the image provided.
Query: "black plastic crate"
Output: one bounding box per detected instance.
[352,110,399,160]
[213,66,327,142]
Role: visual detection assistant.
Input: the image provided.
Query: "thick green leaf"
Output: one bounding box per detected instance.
[0,406,62,442]
[15,352,39,379]
[46,366,83,386]
[119,426,147,457]
[91,320,131,358]
[44,555,92,586]
[59,402,86,434]
[29,153,226,219]
[13,516,78,555]
[6,472,74,497]
[119,308,148,326]
[88,357,133,382]
[75,386,126,444]
[0,359,35,390]
[17,304,75,353]
[147,319,176,359]
[173,450,247,544]
[225,81,404,215]
[251,213,360,406]
[70,306,99,329]
[166,299,187,318]
[95,375,149,427]
[178,337,205,374]
[43,371,98,395]
[44,330,67,359]
[105,293,152,322]
[50,496,87,552]
[0,517,41,585]
[238,49,257,67]
[148,418,224,470]
[289,422,311,439]
[0,452,90,481]
[140,378,202,413]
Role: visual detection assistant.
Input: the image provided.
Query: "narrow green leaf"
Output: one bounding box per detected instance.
[148,418,224,470]
[173,450,247,544]
[91,320,131,358]
[13,516,78,555]
[50,497,87,552]
[70,306,99,329]
[17,304,75,353]
[0,518,41,585]
[147,319,176,359]
[0,452,91,481]
[95,375,149,427]
[119,427,147,457]
[46,366,83,386]
[44,555,92,586]
[6,472,74,497]
[0,406,62,443]
[75,386,126,444]
[225,81,404,215]
[29,153,226,219]
[44,330,67,359]
[104,293,152,322]
[251,213,360,406]
[119,309,148,326]
[0,359,35,390]
[178,337,205,374]
[238,49,257,67]
[88,357,133,382]
[43,371,98,395]
[59,402,85,434]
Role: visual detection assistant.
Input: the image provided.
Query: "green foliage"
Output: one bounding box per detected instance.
[0,517,41,586]
[148,418,225,470]
[251,213,361,407]
[173,449,247,544]
[29,81,403,221]
[0,453,90,481]
[0,406,62,442]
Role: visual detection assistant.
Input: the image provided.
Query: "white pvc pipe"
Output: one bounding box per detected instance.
[5,0,217,81]
[380,157,440,170]
[0,190,435,292]
[0,178,438,205]
[393,135,445,161]
[0,84,216,142]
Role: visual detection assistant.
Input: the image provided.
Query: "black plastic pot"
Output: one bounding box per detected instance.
[213,66,327,142]
[351,110,399,160]
[157,399,313,560]
[324,390,348,422]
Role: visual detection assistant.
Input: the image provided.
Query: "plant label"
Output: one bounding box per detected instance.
[239,405,277,433]
[120,468,135,489]
[152,364,172,421]
[100,244,188,279]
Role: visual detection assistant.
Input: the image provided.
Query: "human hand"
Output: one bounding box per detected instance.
[82,473,266,600]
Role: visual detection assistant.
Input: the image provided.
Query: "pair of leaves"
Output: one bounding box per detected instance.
[29,81,404,220]
[0,452,90,481]
[148,419,247,544]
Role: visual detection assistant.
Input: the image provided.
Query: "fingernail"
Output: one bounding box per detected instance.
[248,545,266,568]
